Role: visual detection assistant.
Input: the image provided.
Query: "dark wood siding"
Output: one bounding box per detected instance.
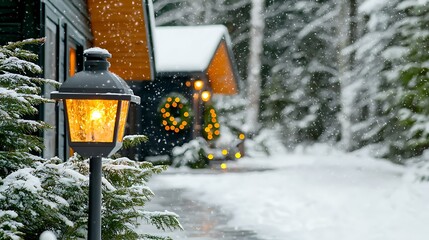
[0,0,40,44]
[41,0,93,160]
[43,0,92,42]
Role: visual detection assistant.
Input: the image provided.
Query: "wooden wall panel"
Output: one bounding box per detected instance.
[87,0,154,81]
[207,41,238,95]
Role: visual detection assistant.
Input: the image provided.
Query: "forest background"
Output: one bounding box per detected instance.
[153,0,429,163]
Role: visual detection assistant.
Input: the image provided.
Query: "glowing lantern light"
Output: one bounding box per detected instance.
[208,154,214,160]
[194,79,204,91]
[51,48,140,158]
[201,91,211,102]
[220,163,228,170]
[235,152,242,159]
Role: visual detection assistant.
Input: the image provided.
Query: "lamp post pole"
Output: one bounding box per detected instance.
[88,156,102,240]
[50,48,141,240]
[192,92,200,138]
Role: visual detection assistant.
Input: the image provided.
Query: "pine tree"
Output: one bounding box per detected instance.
[262,0,340,146]
[339,0,403,153]
[0,39,181,239]
[384,1,429,160]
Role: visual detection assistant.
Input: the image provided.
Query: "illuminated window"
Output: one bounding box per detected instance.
[69,47,77,77]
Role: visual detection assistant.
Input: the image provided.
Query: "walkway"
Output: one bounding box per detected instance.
[138,186,264,239]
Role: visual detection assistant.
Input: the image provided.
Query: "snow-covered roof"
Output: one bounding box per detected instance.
[154,25,230,72]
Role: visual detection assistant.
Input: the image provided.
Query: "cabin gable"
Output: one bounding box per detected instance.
[207,40,238,95]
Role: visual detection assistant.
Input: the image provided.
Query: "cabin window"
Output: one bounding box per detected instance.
[69,47,76,76]
[68,41,84,77]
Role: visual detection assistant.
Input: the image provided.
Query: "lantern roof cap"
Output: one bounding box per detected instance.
[51,47,140,104]
[84,47,112,59]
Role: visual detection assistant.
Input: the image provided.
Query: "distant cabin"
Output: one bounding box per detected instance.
[134,25,240,158]
[0,0,240,160]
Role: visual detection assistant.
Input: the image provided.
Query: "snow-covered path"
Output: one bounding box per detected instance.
[142,147,429,240]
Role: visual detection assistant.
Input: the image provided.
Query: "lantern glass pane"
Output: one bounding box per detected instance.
[117,101,130,142]
[65,99,118,142]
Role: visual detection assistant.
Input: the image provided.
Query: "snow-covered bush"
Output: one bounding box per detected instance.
[171,138,209,169]
[0,39,181,239]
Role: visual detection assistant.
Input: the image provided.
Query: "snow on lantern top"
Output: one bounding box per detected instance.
[84,47,111,58]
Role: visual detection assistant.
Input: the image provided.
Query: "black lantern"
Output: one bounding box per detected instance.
[50,48,140,240]
[51,48,140,158]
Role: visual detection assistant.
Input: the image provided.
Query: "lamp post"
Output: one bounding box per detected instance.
[192,80,204,138]
[51,48,140,240]
[192,80,213,138]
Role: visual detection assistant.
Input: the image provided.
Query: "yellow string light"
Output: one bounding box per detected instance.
[239,133,245,140]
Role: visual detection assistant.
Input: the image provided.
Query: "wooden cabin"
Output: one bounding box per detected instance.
[0,0,93,160]
[0,0,240,160]
[135,25,240,159]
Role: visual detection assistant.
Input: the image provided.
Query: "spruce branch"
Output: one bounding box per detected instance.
[122,135,149,149]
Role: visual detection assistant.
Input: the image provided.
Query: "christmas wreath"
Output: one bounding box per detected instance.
[202,104,220,141]
[159,93,192,133]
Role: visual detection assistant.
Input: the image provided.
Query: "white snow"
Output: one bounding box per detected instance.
[154,25,230,72]
[398,0,429,10]
[39,231,57,240]
[359,0,391,13]
[148,145,429,240]
[83,47,111,56]
[0,168,42,194]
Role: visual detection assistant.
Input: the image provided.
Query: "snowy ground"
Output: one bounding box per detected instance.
[140,145,429,240]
